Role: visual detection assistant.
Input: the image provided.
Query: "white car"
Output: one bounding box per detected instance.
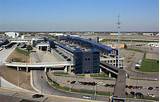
[148,93,155,97]
[82,95,91,99]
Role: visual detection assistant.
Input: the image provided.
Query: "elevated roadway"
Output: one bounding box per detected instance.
[4,62,73,68]
[100,62,118,76]
[112,69,126,101]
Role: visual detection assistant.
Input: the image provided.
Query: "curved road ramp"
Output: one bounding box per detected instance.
[0,88,102,102]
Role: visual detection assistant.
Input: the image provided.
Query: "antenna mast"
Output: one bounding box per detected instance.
[117,15,120,68]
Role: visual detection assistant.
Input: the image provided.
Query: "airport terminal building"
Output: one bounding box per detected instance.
[46,35,123,74]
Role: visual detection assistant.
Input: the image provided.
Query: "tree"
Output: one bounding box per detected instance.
[124,43,127,49]
[26,45,33,52]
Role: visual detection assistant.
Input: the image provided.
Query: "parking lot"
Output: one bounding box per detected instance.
[47,72,159,98]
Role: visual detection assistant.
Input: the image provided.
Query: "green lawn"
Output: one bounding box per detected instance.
[126,48,144,52]
[16,47,30,56]
[53,72,68,76]
[138,59,159,72]
[90,72,108,78]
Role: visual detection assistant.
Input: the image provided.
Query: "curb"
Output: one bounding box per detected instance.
[30,70,41,93]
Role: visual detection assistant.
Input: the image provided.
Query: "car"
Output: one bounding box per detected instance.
[67,58,71,61]
[0,48,3,51]
[155,86,159,89]
[148,93,155,97]
[82,95,91,99]
[32,94,44,98]
[130,91,135,96]
[148,87,153,90]
[70,81,76,84]
[31,50,36,52]
[135,92,143,98]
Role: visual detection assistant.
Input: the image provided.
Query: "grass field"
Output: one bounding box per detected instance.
[15,47,30,56]
[138,59,159,72]
[126,48,144,52]
[90,72,108,78]
[6,47,30,63]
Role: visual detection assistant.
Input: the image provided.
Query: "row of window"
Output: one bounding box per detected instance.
[104,61,123,67]
[85,58,90,61]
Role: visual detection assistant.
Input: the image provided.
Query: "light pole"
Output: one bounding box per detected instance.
[94,84,97,100]
[94,81,103,100]
[17,67,21,87]
[41,76,43,94]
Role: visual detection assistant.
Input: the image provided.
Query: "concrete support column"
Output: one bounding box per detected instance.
[100,68,102,73]
[48,68,51,72]
[69,65,72,73]
[47,46,49,51]
[44,67,47,72]
[109,73,111,78]
[26,67,28,72]
[64,66,68,73]
[41,46,42,51]
[17,66,19,71]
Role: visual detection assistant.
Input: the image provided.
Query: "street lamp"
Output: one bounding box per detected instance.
[41,76,43,94]
[17,67,21,87]
[94,84,97,100]
[94,81,104,100]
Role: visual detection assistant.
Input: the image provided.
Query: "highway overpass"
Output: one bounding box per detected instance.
[4,62,73,72]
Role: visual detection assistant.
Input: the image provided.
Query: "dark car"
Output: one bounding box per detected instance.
[135,92,143,98]
[67,58,71,61]
[130,91,135,96]
[148,87,153,90]
[32,94,44,98]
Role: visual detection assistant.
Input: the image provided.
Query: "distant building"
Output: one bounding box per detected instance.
[21,35,24,39]
[142,33,154,36]
[110,43,125,49]
[5,32,19,38]
[36,42,50,51]
[49,33,64,36]
[110,33,118,35]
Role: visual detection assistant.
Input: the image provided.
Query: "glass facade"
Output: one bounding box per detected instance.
[74,49,100,74]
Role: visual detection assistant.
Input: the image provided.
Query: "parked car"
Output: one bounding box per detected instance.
[148,87,153,90]
[82,95,91,99]
[32,94,44,98]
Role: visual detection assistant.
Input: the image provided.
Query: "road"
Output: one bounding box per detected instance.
[31,70,109,101]
[30,49,108,101]
[0,88,101,102]
[0,46,16,65]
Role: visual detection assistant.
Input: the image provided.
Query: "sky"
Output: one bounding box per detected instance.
[0,0,159,32]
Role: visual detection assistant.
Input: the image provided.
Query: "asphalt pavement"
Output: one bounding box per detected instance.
[31,70,109,101]
[0,46,16,65]
[30,50,108,101]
